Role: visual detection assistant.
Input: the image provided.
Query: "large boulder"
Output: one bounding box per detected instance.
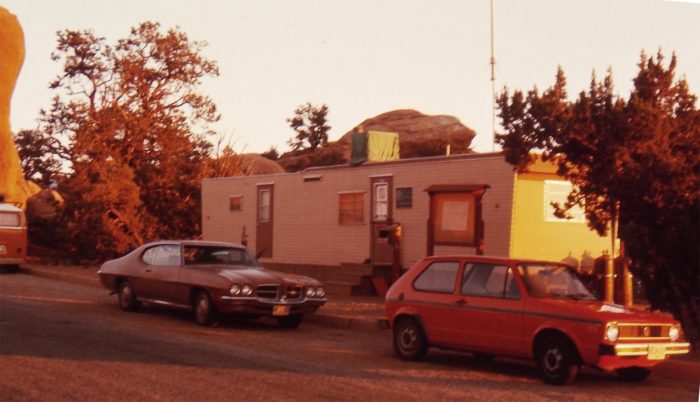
[276,146,346,173]
[337,109,476,149]
[0,6,30,207]
[239,154,286,175]
[27,184,65,221]
[278,109,477,171]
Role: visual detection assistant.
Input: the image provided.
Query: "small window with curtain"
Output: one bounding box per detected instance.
[229,196,242,211]
[339,192,364,225]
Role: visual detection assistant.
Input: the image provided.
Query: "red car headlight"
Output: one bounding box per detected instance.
[605,322,619,342]
[669,325,680,341]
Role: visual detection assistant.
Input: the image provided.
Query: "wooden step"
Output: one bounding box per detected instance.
[323,271,366,284]
[323,280,355,297]
[339,263,373,276]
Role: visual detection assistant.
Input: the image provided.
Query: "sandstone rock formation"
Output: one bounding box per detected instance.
[26,183,65,221]
[0,6,30,207]
[277,109,476,171]
[239,154,285,175]
[337,109,476,150]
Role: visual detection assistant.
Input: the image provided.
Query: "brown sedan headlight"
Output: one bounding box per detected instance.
[242,284,253,296]
[304,287,325,298]
[230,285,241,296]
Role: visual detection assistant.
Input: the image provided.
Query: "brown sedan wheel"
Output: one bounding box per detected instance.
[194,291,217,326]
[536,335,580,385]
[393,318,428,361]
[118,280,139,311]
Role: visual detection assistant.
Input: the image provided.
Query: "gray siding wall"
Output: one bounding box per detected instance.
[202,154,516,268]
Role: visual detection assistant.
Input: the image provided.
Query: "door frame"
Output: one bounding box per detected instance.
[369,175,393,265]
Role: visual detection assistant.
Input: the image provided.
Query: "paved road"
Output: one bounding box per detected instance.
[1,273,698,402]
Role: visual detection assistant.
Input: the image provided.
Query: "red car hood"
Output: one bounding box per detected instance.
[528,298,677,325]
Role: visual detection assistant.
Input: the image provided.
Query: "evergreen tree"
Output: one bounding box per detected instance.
[40,22,219,259]
[261,146,279,161]
[13,129,64,186]
[497,51,700,344]
[287,103,331,150]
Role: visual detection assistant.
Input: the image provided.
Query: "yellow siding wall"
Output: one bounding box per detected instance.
[510,171,609,271]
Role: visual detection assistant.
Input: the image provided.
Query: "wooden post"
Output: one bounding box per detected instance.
[605,214,617,304]
[605,254,614,303]
[621,241,634,307]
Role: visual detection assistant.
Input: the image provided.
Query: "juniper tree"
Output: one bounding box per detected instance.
[497,51,700,344]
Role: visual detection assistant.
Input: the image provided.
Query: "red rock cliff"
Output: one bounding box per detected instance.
[0,6,29,207]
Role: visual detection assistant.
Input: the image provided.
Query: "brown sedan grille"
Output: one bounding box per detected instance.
[255,284,304,300]
[618,324,670,340]
[257,284,279,299]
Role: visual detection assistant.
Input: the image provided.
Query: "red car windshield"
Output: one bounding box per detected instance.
[517,263,597,301]
[183,245,260,268]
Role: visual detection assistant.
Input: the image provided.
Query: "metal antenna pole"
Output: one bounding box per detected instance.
[490,0,496,152]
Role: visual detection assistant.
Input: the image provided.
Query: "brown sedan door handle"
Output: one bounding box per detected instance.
[455,299,468,306]
[145,268,153,273]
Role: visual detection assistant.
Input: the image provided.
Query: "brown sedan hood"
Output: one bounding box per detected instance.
[203,265,322,286]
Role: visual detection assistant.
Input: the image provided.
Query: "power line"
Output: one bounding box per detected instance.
[490,0,497,152]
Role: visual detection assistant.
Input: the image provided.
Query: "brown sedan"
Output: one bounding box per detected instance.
[98,240,326,328]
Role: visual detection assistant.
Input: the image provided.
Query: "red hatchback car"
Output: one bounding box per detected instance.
[385,255,690,385]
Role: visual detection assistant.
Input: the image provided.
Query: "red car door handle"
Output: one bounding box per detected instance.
[455,299,468,305]
[145,269,153,273]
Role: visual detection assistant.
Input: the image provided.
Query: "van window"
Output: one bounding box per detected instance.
[0,212,20,227]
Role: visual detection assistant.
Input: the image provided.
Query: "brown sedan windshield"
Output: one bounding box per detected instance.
[183,245,260,268]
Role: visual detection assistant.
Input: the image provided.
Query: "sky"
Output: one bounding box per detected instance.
[2,0,699,154]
